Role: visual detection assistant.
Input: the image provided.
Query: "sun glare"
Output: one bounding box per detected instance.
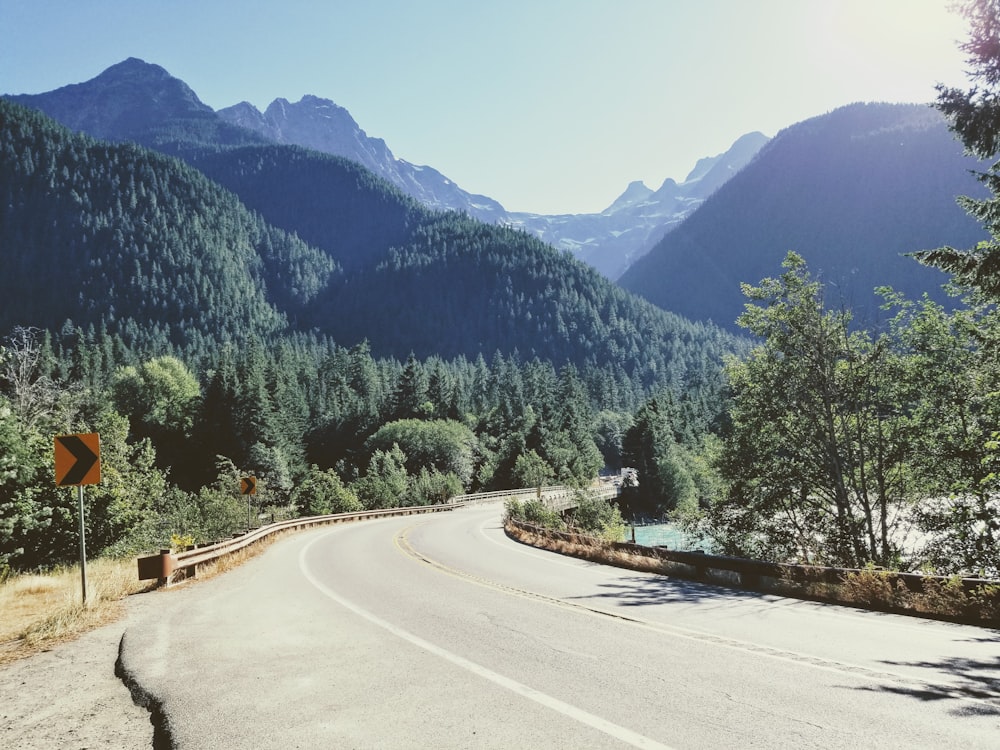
[811,0,967,101]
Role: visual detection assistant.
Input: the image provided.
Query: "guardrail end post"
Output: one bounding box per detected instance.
[137,548,177,586]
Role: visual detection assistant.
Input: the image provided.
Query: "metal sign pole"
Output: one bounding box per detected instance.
[77,484,88,605]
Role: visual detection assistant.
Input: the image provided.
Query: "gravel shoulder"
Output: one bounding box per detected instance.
[0,594,160,749]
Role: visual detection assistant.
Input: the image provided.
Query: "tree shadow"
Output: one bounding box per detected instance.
[564,572,771,609]
[856,634,1000,717]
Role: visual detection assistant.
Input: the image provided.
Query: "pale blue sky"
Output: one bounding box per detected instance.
[1,0,970,214]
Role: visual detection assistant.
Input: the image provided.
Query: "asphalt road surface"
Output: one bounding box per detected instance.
[119,503,1000,748]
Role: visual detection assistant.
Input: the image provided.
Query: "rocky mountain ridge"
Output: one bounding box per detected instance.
[7,58,765,279]
[220,92,767,278]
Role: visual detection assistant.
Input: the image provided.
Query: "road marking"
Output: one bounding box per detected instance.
[299,532,676,750]
[472,510,993,639]
[400,519,1000,712]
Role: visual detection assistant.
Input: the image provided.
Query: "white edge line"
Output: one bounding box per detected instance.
[299,531,676,750]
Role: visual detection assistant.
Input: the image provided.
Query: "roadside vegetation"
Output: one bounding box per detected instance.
[505,492,627,543]
[5,5,1000,664]
[0,558,146,664]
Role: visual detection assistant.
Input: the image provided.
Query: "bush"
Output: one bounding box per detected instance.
[503,498,525,523]
[842,566,1000,623]
[571,492,626,542]
[841,565,909,609]
[521,499,564,530]
[291,465,360,516]
[406,468,463,506]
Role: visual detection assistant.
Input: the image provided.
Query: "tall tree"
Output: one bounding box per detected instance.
[917,0,1000,295]
[709,254,916,567]
[389,353,430,421]
[620,397,695,519]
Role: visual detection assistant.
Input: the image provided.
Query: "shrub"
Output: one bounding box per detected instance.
[406,468,463,506]
[521,499,564,530]
[571,492,626,542]
[840,564,909,609]
[291,465,360,516]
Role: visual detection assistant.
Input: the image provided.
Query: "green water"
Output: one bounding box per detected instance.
[627,523,705,551]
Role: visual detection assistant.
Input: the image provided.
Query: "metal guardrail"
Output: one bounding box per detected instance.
[137,503,455,585]
[452,482,619,511]
[138,481,622,585]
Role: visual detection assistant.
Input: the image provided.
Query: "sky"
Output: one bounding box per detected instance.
[0,0,973,215]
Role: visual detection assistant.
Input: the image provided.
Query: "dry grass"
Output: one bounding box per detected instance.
[0,537,280,666]
[0,558,153,665]
[0,529,322,666]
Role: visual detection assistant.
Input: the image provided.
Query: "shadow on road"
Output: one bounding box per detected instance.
[850,632,1000,717]
[564,573,766,609]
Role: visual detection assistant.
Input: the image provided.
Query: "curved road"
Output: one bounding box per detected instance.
[121,504,1000,748]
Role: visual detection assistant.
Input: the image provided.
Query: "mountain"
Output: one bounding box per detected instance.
[0,98,739,387]
[6,58,760,279]
[618,103,991,329]
[5,57,266,150]
[217,96,508,223]
[219,95,766,277]
[219,92,766,278]
[505,132,769,279]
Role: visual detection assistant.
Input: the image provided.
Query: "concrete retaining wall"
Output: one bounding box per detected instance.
[505,519,1000,627]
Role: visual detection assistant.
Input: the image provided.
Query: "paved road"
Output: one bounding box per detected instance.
[120,503,1000,748]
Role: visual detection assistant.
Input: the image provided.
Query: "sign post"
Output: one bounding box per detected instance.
[241,477,257,531]
[54,433,101,605]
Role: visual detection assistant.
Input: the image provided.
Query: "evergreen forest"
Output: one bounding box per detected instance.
[0,98,734,573]
[6,0,1000,585]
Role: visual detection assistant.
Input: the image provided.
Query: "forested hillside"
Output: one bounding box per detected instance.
[178,141,740,380]
[0,97,740,573]
[0,99,336,348]
[620,103,990,328]
[2,98,737,377]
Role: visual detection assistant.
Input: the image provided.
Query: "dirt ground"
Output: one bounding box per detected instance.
[0,595,157,749]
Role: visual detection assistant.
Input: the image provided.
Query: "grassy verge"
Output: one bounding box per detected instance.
[0,535,280,666]
[0,558,151,665]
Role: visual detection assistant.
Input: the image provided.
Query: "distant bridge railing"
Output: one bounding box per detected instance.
[450,480,619,511]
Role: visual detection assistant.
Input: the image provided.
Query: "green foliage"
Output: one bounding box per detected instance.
[512,450,555,488]
[709,254,918,567]
[915,1,1000,299]
[111,356,200,435]
[406,468,463,506]
[351,444,410,510]
[619,396,698,518]
[192,484,247,542]
[593,410,633,471]
[504,498,564,530]
[570,492,626,542]
[290,465,360,516]
[365,419,477,489]
[84,409,166,556]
